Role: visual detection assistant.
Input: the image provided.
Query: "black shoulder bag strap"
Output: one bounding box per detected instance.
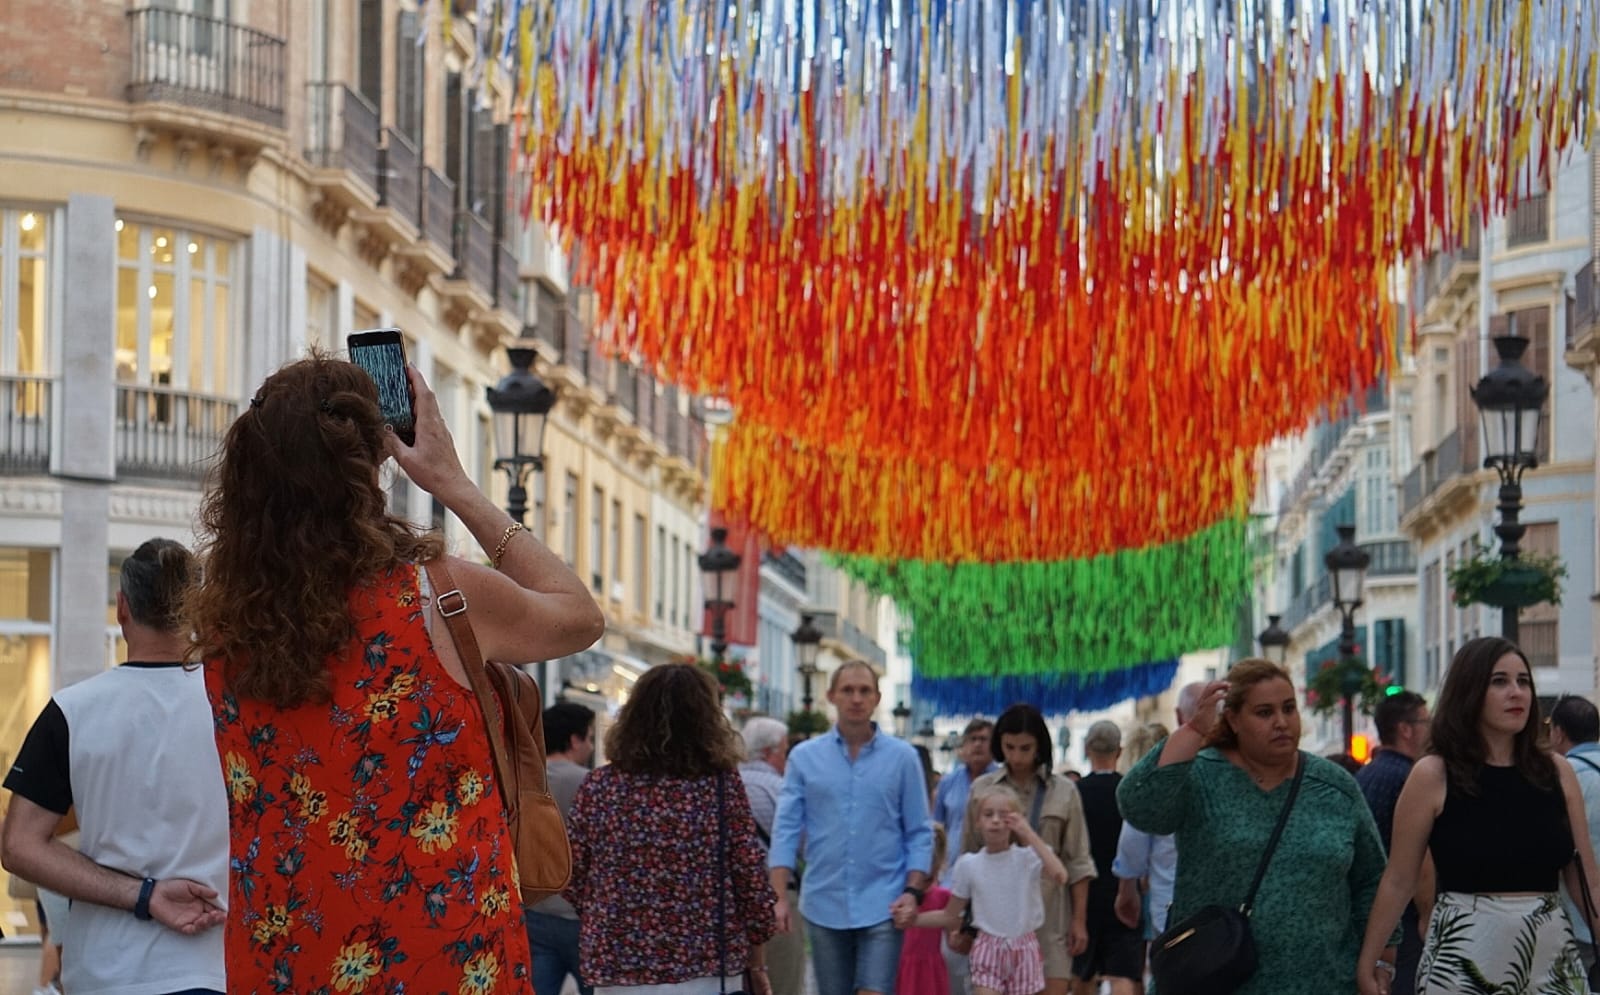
[1239,752,1307,917]
[716,771,734,995]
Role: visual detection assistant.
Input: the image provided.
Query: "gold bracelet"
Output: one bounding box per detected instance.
[491,523,525,569]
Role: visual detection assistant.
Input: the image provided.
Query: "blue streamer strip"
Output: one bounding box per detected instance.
[911,659,1180,717]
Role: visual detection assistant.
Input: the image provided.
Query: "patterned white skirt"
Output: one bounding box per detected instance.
[1418,891,1589,994]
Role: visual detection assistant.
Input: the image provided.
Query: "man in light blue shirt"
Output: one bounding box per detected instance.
[770,661,933,995]
[1548,695,1600,971]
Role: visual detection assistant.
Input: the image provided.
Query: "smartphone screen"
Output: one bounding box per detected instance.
[347,328,416,444]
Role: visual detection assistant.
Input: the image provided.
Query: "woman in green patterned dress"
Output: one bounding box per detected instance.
[1357,637,1600,995]
[1118,658,1396,994]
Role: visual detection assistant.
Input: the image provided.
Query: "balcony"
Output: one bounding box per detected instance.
[115,385,238,483]
[762,550,808,590]
[1570,258,1598,364]
[421,168,456,260]
[1400,428,1476,520]
[304,83,380,218]
[1364,539,1417,578]
[127,8,286,133]
[377,129,421,229]
[1412,224,1481,316]
[0,375,52,475]
[494,241,519,316]
[1507,192,1549,249]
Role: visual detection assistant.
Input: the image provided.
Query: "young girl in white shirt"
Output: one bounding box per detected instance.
[921,783,1069,995]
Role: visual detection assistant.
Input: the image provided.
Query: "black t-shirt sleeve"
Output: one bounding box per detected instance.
[3,700,72,815]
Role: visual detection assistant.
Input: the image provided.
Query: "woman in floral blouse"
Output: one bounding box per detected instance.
[566,662,778,994]
[189,355,604,994]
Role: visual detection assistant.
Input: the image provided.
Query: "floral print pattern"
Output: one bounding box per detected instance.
[565,768,778,986]
[205,566,531,994]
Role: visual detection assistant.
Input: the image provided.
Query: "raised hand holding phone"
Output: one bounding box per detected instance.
[347,328,417,444]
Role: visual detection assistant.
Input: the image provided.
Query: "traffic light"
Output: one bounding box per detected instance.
[1384,684,1405,696]
[1351,734,1372,764]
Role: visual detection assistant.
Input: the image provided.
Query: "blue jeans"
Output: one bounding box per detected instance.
[526,909,593,995]
[806,918,904,995]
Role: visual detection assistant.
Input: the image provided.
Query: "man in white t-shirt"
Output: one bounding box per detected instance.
[2,539,229,995]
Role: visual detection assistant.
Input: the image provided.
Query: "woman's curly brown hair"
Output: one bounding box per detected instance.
[184,352,442,707]
[604,663,743,778]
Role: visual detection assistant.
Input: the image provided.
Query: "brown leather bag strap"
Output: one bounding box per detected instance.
[422,559,513,805]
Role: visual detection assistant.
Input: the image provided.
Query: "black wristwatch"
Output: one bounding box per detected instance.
[902,885,926,903]
[133,877,157,921]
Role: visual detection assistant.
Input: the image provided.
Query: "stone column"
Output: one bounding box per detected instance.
[55,194,116,688]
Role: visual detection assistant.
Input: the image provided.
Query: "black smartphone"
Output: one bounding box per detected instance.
[347,328,416,445]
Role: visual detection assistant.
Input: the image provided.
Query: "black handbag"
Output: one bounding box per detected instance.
[1149,752,1306,995]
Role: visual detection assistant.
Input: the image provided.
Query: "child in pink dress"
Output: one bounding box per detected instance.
[898,823,953,995]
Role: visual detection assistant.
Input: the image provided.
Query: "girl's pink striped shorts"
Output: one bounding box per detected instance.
[970,930,1045,995]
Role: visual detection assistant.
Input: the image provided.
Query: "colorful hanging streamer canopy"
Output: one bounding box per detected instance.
[911,661,1182,719]
[506,0,1600,707]
[835,516,1252,676]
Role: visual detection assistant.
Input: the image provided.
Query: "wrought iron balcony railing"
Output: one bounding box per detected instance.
[379,127,422,230]
[422,168,455,258]
[127,8,286,128]
[305,83,379,194]
[0,375,51,475]
[115,384,238,483]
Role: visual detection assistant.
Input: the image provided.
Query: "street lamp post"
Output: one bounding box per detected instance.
[1470,330,1550,644]
[698,527,741,665]
[1257,613,1290,667]
[1325,524,1371,757]
[485,347,556,523]
[892,701,912,739]
[791,613,822,727]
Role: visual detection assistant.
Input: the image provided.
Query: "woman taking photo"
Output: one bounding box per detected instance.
[1358,637,1600,994]
[564,663,777,995]
[1117,658,1394,994]
[959,704,1097,995]
[190,356,605,993]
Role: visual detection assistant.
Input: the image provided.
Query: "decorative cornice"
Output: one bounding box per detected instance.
[0,479,63,516]
[110,487,201,525]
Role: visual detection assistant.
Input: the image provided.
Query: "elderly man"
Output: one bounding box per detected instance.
[742,716,806,995]
[1548,696,1600,972]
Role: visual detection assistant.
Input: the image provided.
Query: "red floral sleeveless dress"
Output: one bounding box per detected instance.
[204,566,531,995]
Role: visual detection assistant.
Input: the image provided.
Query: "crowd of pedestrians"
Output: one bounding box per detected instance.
[2,351,1600,995]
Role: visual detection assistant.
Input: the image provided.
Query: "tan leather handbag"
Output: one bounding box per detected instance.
[423,559,573,905]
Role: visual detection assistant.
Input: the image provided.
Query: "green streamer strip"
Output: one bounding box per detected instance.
[837,517,1253,678]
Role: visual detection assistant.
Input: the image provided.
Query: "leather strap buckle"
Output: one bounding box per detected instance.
[436,589,468,618]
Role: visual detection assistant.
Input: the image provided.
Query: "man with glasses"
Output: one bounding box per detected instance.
[1356,690,1431,995]
[1547,695,1600,971]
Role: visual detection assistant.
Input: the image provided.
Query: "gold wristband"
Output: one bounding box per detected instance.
[491,523,525,569]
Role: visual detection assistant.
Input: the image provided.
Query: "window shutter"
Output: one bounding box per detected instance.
[358,0,383,107]
[445,72,464,191]
[1517,306,1552,461]
[395,10,422,143]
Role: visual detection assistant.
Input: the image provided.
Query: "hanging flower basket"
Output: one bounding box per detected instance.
[787,709,831,736]
[1447,540,1566,610]
[679,655,755,699]
[1306,653,1391,718]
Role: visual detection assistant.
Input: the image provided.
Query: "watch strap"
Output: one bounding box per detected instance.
[133,877,156,921]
